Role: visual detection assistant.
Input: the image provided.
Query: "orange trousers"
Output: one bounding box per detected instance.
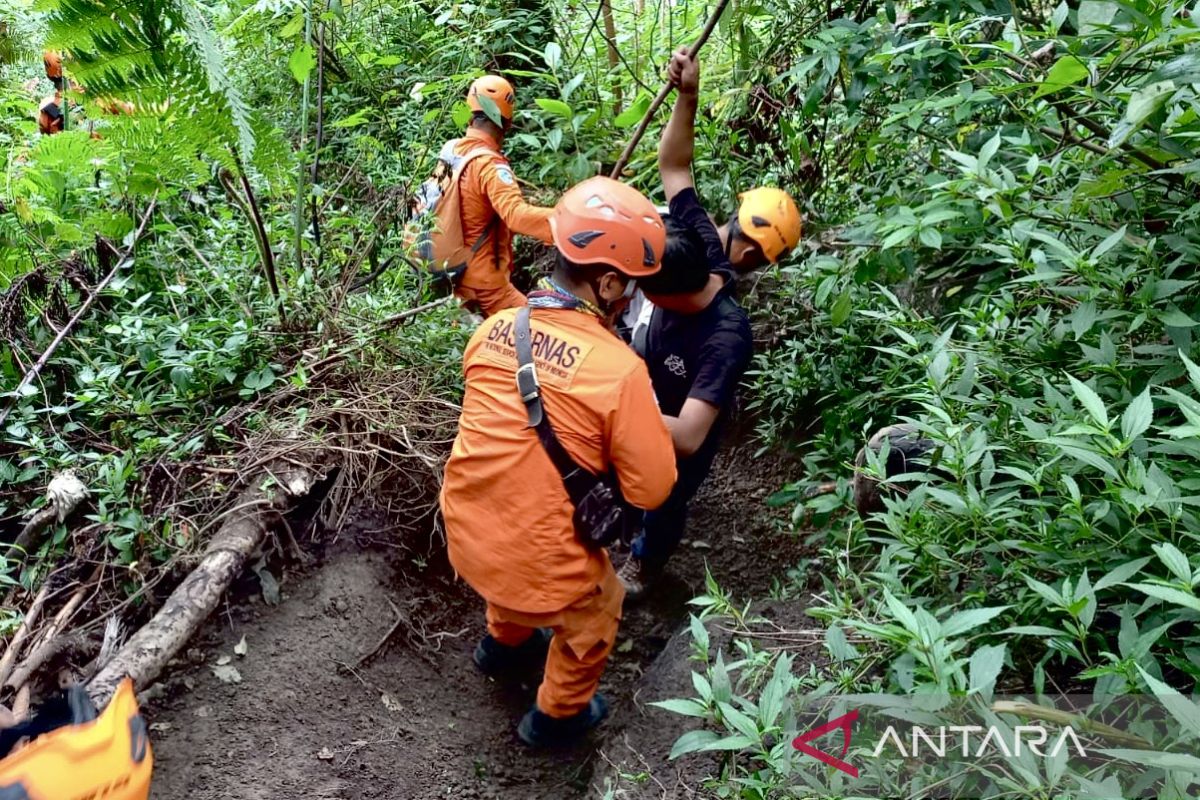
[484,565,624,718]
[456,281,526,318]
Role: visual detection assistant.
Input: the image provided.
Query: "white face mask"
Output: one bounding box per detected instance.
[622,279,638,299]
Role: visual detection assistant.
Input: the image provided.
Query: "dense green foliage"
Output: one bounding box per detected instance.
[3,0,1200,795]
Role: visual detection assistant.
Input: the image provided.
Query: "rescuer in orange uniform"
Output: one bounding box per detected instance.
[447,75,556,316]
[38,50,66,135]
[441,176,677,746]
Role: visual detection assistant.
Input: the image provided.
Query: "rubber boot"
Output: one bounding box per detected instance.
[517,694,609,747]
[473,628,553,677]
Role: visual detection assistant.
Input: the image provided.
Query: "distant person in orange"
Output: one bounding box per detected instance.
[442,75,555,316]
[38,50,66,135]
[441,176,676,746]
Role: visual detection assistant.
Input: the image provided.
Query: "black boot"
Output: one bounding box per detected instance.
[473,628,553,677]
[517,694,609,747]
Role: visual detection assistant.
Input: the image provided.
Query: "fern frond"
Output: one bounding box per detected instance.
[176,0,256,161]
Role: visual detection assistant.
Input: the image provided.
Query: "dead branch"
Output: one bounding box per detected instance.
[609,0,733,178]
[0,585,50,688]
[86,463,319,707]
[6,570,99,692]
[4,508,55,563]
[373,295,455,331]
[0,200,157,430]
[355,598,412,667]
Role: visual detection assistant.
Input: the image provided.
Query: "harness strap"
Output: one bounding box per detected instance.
[514,308,585,483]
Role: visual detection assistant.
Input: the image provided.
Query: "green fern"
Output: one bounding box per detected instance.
[41,0,257,162]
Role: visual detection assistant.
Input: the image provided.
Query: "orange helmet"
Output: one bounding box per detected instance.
[43,50,63,82]
[736,187,802,263]
[466,75,516,125]
[550,176,665,277]
[0,679,152,800]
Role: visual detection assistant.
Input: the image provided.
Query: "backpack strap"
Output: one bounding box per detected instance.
[514,307,585,482]
[451,146,505,258]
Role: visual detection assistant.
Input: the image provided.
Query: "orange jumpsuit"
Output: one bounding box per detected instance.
[453,128,554,316]
[441,306,676,717]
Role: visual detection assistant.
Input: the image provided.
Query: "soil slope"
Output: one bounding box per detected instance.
[146,439,807,799]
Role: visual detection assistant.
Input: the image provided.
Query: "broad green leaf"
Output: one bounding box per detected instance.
[825,624,858,662]
[942,606,1010,638]
[614,93,651,128]
[279,13,305,37]
[1078,0,1117,34]
[1121,388,1154,441]
[475,94,504,127]
[1182,350,1200,393]
[1152,53,1200,85]
[1042,439,1119,477]
[1092,225,1126,258]
[880,226,915,249]
[1001,625,1067,636]
[1136,666,1200,739]
[1023,576,1065,607]
[830,291,853,327]
[688,613,710,656]
[1152,543,1193,584]
[450,102,472,128]
[1071,300,1097,341]
[758,654,793,729]
[1100,748,1200,772]
[1126,583,1200,613]
[288,45,316,84]
[978,133,1001,170]
[1110,81,1176,148]
[375,55,402,67]
[718,702,761,741]
[668,729,721,759]
[1161,307,1199,328]
[543,42,562,71]
[969,643,1006,695]
[1094,557,1152,591]
[883,590,921,636]
[1035,56,1089,98]
[919,227,943,249]
[711,651,733,705]
[699,734,758,752]
[330,109,369,128]
[534,98,573,120]
[649,698,710,718]
[1067,375,1109,428]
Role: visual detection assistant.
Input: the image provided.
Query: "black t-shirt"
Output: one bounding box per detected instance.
[641,188,753,491]
[668,187,735,273]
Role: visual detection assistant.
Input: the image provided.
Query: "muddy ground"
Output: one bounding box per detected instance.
[144,436,812,799]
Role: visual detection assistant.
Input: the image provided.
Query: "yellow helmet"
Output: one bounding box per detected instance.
[0,679,152,800]
[736,187,802,263]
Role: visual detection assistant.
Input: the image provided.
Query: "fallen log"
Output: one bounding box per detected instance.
[87,463,318,707]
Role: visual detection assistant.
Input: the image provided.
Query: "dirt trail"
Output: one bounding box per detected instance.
[145,437,807,799]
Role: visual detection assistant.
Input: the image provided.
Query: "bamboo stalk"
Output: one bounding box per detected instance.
[608,0,733,178]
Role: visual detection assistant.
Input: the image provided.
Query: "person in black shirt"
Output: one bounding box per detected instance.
[615,47,803,599]
[653,48,804,276]
[616,219,752,598]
